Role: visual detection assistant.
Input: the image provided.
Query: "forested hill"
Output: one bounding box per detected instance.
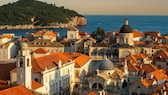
[0,0,84,26]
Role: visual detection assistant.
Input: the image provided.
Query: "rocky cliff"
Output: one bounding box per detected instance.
[0,16,87,30]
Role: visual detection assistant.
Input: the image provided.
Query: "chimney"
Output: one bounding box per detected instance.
[58,60,62,68]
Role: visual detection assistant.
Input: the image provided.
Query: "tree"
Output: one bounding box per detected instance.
[91,27,105,42]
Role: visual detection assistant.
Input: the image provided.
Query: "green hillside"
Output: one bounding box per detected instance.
[0,0,84,26]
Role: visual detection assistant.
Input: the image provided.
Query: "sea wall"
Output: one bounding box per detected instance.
[0,16,87,30]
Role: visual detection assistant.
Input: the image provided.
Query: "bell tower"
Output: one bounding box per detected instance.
[16,42,32,89]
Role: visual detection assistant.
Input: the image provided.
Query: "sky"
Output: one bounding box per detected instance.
[0,0,168,15]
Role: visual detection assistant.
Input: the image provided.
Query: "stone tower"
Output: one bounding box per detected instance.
[16,42,32,89]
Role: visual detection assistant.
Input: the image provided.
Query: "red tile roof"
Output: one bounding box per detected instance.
[0,85,34,95]
[63,52,91,67]
[140,79,154,88]
[153,49,168,61]
[31,52,71,73]
[31,80,43,90]
[141,69,168,89]
[86,91,97,95]
[137,64,158,73]
[128,63,139,72]
[33,48,49,54]
[0,63,16,80]
[79,31,89,36]
[133,31,144,38]
[0,80,9,90]
[123,53,150,64]
[150,69,168,81]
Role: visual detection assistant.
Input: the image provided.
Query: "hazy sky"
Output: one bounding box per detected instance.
[1,0,168,15]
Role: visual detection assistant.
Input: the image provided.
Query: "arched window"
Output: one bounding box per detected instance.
[98,83,103,89]
[20,58,23,67]
[122,80,128,88]
[92,83,97,89]
[27,58,30,67]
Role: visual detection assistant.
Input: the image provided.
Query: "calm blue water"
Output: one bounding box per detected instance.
[0,15,168,37]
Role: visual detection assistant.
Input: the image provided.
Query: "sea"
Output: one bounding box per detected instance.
[0,15,168,37]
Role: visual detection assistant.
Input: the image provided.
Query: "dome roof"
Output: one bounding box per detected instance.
[98,58,115,70]
[120,19,132,33]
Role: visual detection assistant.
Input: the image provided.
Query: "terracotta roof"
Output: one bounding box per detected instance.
[31,52,71,72]
[123,53,150,64]
[35,30,45,35]
[0,85,34,95]
[33,48,49,54]
[63,52,91,67]
[44,31,56,36]
[0,80,9,90]
[0,34,13,39]
[21,38,29,42]
[128,63,139,72]
[140,79,154,88]
[79,31,88,36]
[141,69,168,89]
[134,41,146,45]
[28,39,64,47]
[31,80,43,90]
[133,31,144,38]
[68,27,78,31]
[150,69,168,81]
[0,63,16,80]
[144,31,160,35]
[163,36,168,40]
[0,42,11,49]
[138,64,158,73]
[86,92,97,95]
[153,49,168,61]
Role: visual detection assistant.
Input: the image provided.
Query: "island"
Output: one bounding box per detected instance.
[0,0,87,29]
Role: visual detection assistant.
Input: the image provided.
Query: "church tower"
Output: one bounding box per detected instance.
[16,43,32,89]
[119,18,134,46]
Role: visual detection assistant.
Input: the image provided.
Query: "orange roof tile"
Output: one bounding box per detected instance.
[134,41,146,45]
[31,52,71,72]
[138,64,158,73]
[153,49,168,61]
[33,48,49,54]
[79,31,88,36]
[0,85,34,95]
[35,30,45,35]
[128,63,139,72]
[124,53,150,64]
[63,52,91,67]
[31,80,43,90]
[0,80,9,90]
[140,79,154,89]
[150,69,168,81]
[0,35,13,39]
[133,31,144,38]
[86,92,97,95]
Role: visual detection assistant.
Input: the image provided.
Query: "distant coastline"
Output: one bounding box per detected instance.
[0,15,168,37]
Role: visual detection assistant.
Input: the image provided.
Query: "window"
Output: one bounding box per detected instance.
[75,71,79,77]
[75,84,78,88]
[166,62,168,66]
[35,78,38,82]
[132,93,137,95]
[27,59,30,67]
[20,58,23,67]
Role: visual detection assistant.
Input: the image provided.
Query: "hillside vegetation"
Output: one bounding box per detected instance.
[0,0,84,26]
